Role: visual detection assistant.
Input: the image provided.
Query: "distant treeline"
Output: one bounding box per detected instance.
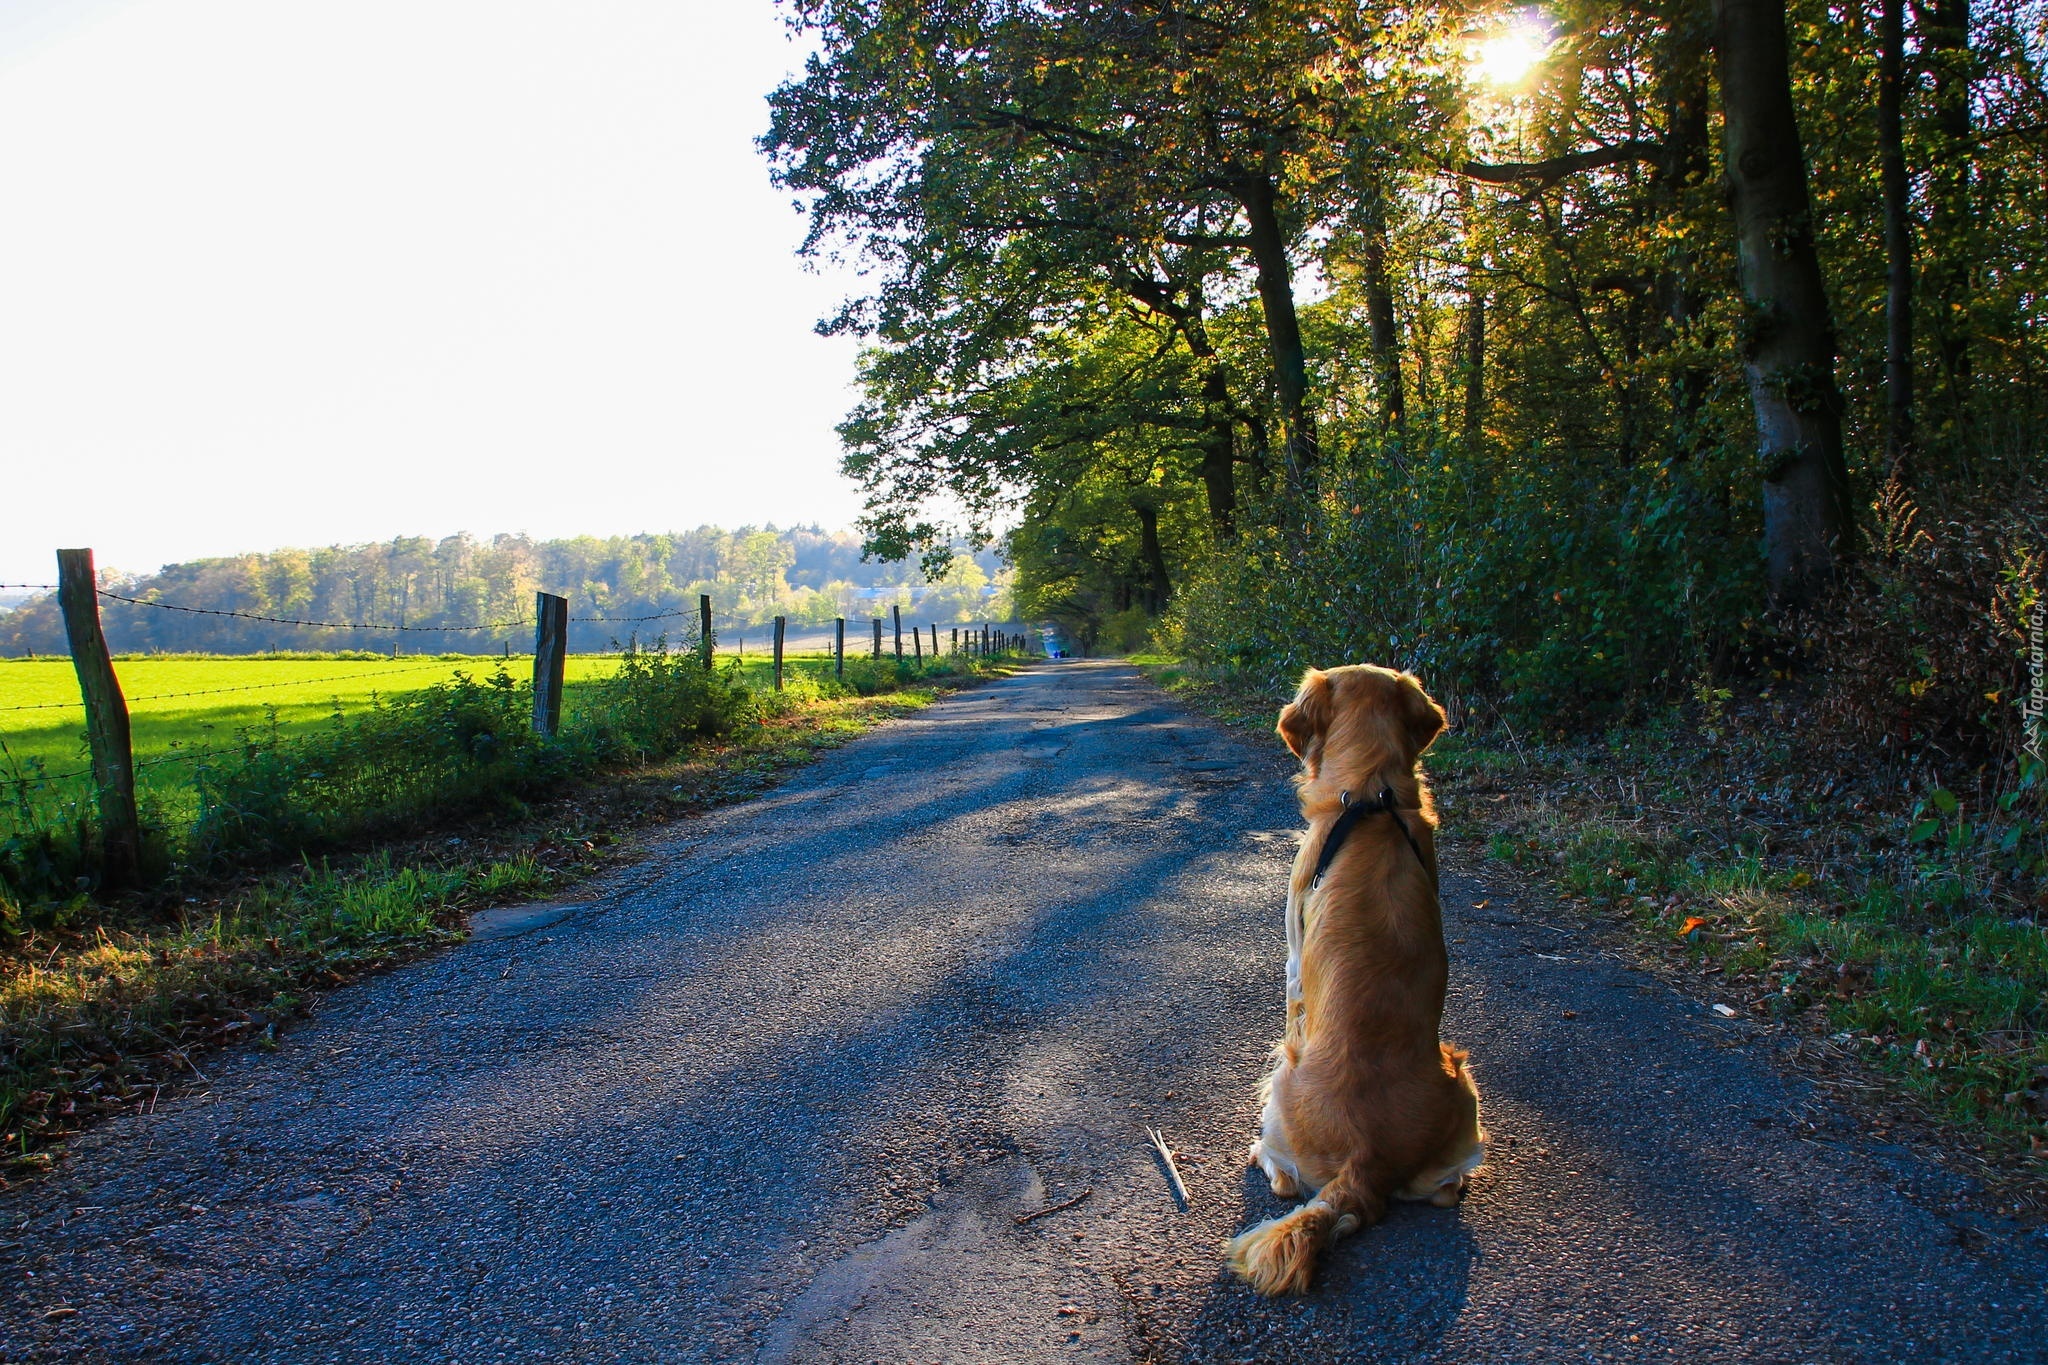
[0,528,1012,657]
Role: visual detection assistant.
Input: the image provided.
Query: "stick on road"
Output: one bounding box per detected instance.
[4,662,2044,1363]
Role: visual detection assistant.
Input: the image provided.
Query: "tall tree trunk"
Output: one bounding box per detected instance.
[1879,0,1916,482]
[1236,173,1318,484]
[1177,295,1240,539]
[1133,501,1172,611]
[1925,0,1973,414]
[1198,365,1238,538]
[1713,0,1855,607]
[1358,183,1408,454]
[1461,283,1485,445]
[1362,220,1408,453]
[1456,183,1486,446]
[1656,2,1714,460]
[1116,263,1240,538]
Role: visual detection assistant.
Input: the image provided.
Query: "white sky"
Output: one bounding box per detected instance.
[0,0,871,584]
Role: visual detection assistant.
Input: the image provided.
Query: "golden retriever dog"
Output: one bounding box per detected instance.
[1225,665,1484,1296]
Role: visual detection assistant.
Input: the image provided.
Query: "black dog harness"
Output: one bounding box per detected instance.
[1308,786,1431,889]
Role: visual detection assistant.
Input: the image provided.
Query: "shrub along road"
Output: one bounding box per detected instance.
[3,662,2044,1363]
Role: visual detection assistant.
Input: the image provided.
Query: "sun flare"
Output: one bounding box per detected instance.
[1469,15,1553,88]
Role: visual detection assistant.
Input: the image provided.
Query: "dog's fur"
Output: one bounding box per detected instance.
[1225,665,1484,1296]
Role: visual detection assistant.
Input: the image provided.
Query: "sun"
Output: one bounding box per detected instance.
[1469,13,1553,89]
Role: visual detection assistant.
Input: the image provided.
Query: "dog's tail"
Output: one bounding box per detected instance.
[1224,1155,1387,1296]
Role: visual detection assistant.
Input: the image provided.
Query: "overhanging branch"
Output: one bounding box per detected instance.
[1457,140,1664,189]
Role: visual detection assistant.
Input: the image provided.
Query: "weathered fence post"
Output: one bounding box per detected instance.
[835,617,845,679]
[872,617,883,659]
[699,594,714,669]
[912,624,923,665]
[532,591,568,737]
[952,627,959,655]
[772,615,786,691]
[929,623,938,658]
[56,548,140,890]
[892,604,904,662]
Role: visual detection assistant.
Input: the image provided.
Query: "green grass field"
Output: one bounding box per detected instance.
[0,650,844,821]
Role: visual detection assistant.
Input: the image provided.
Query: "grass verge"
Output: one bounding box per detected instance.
[1140,658,2048,1206]
[1,655,1012,1186]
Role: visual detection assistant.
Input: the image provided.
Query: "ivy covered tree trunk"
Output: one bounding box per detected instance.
[1925,0,1974,414]
[1713,0,1854,607]
[1461,280,1486,446]
[1878,0,1916,482]
[1455,181,1486,447]
[1655,4,1714,459]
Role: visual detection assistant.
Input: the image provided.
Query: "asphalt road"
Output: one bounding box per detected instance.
[4,661,2045,1364]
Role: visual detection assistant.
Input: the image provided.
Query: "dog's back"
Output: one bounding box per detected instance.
[1228,665,1483,1295]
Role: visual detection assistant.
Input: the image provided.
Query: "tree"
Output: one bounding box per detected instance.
[1714,0,1855,605]
[1878,0,1916,480]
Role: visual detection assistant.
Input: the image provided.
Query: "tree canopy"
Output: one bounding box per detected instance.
[765,0,2045,727]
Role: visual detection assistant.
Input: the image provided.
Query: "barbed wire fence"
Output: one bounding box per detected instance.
[4,549,1037,887]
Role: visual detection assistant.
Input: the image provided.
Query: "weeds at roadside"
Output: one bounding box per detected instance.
[0,849,548,1179]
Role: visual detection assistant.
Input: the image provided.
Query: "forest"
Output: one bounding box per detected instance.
[766,0,2043,764]
[0,526,1011,656]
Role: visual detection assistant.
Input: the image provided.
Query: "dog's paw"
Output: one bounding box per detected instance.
[1248,1140,1302,1197]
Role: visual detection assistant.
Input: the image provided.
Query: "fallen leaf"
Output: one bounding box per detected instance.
[1677,916,1709,938]
[1473,899,1490,910]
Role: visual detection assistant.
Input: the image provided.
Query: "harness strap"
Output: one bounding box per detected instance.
[1309,786,1431,889]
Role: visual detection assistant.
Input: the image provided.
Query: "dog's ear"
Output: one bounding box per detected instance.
[1277,669,1332,760]
[1399,673,1447,757]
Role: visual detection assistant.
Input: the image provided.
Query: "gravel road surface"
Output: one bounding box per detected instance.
[4,661,2044,1363]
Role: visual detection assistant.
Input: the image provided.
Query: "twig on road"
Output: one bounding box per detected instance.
[1146,1127,1189,1210]
[1014,1187,1093,1225]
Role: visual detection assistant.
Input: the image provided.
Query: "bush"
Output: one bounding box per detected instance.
[570,649,756,760]
[1163,435,1755,730]
[1801,482,2042,768]
[187,667,558,867]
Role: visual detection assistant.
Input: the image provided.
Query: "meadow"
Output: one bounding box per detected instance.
[1,656,609,815]
[0,649,850,818]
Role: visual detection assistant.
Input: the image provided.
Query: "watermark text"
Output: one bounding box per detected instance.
[2027,598,2044,762]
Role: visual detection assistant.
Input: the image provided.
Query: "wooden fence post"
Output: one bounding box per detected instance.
[952,627,959,655]
[929,623,938,658]
[835,617,846,679]
[872,617,883,659]
[698,594,714,669]
[532,591,568,737]
[56,548,140,890]
[912,624,923,665]
[892,604,904,662]
[772,615,786,691]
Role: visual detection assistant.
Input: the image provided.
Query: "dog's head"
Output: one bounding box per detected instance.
[1276,665,1446,777]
